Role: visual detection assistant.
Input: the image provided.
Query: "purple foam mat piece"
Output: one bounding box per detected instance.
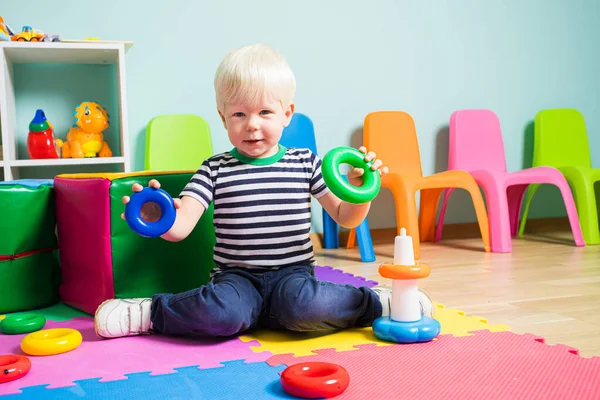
[0,317,269,395]
[314,265,378,288]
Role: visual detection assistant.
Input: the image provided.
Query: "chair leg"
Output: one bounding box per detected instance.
[507,184,528,237]
[555,179,585,246]
[347,228,356,249]
[434,188,455,242]
[355,218,376,262]
[419,188,445,242]
[517,184,541,237]
[481,181,511,252]
[463,182,491,253]
[322,209,339,249]
[569,177,600,245]
[392,186,421,259]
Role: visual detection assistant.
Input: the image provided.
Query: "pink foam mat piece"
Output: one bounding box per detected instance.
[0,317,269,395]
[267,330,600,399]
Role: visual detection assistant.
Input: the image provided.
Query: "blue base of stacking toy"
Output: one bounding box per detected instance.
[372,315,441,343]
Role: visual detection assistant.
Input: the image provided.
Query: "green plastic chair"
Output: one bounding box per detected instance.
[145,114,214,171]
[519,108,600,244]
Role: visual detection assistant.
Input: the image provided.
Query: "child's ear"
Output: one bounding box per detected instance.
[218,109,227,128]
[284,103,295,127]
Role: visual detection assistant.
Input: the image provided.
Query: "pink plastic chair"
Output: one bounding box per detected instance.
[433,109,584,253]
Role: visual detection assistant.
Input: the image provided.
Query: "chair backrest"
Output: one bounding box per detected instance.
[280,112,318,154]
[533,108,592,168]
[145,114,213,171]
[363,111,423,177]
[448,109,507,172]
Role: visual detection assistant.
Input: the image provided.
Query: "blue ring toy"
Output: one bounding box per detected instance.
[125,187,176,238]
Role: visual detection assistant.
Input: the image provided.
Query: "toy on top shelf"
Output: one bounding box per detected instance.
[0,16,14,41]
[42,33,61,42]
[61,101,112,158]
[11,26,45,42]
[372,228,441,343]
[27,109,63,159]
[3,22,60,42]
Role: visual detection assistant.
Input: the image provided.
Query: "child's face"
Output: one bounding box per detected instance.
[219,96,294,158]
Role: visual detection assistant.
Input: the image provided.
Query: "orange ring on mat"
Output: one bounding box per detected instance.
[0,354,31,383]
[280,362,350,398]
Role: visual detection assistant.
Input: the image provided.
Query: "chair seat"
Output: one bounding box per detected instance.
[435,109,584,253]
[280,113,376,262]
[466,166,569,188]
[518,108,598,245]
[559,166,600,182]
[362,110,490,260]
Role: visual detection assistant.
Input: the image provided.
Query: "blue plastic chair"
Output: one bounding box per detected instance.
[280,113,375,262]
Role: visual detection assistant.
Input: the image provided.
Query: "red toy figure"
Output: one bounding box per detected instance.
[27,109,63,159]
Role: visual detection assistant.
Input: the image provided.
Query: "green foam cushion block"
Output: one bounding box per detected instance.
[0,182,60,313]
[109,174,216,298]
[0,251,61,314]
[0,183,58,255]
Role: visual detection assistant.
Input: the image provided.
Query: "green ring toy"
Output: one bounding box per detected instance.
[0,314,46,335]
[322,146,381,204]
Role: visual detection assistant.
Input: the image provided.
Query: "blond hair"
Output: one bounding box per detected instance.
[214,43,296,112]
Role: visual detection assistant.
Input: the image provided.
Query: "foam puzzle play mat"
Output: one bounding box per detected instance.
[2,263,600,399]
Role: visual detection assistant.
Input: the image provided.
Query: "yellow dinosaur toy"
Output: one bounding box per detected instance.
[62,101,112,158]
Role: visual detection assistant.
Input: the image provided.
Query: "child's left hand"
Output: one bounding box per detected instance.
[347,146,389,187]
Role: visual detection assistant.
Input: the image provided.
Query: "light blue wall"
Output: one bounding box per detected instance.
[5,0,600,232]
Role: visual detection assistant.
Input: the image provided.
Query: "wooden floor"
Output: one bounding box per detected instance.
[314,230,600,358]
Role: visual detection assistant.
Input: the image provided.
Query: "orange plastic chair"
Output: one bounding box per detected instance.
[353,111,490,259]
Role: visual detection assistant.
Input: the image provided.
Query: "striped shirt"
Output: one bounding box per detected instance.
[180,145,330,275]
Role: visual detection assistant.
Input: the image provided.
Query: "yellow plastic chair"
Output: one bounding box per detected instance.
[357,111,491,260]
[519,108,600,244]
[145,114,213,171]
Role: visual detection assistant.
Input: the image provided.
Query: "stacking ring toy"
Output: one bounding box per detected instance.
[20,328,82,356]
[322,146,381,204]
[280,362,350,398]
[125,187,176,238]
[0,355,31,383]
[0,314,46,335]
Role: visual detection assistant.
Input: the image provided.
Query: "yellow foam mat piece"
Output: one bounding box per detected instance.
[0,315,5,320]
[239,302,510,356]
[435,303,510,336]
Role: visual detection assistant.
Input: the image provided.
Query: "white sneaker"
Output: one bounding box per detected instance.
[94,298,153,339]
[371,286,435,318]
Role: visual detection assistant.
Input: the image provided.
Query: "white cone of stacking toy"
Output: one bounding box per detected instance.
[372,227,441,343]
[391,228,420,323]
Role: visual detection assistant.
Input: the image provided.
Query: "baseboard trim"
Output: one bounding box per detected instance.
[310,216,572,250]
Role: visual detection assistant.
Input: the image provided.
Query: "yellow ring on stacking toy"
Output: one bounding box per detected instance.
[20,328,82,356]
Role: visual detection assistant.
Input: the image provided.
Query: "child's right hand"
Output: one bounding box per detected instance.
[120,179,183,222]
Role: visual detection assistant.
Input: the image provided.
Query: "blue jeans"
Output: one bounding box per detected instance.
[150,265,383,336]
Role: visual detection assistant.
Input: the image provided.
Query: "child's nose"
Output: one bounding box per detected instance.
[246,116,260,131]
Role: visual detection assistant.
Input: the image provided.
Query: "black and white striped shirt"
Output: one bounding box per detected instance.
[180,145,329,275]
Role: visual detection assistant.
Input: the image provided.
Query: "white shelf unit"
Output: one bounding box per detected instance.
[0,41,133,181]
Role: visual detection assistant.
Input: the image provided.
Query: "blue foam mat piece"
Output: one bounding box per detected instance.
[0,361,312,400]
[0,179,54,188]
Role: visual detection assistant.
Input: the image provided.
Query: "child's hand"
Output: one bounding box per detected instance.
[120,179,183,222]
[347,146,389,187]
